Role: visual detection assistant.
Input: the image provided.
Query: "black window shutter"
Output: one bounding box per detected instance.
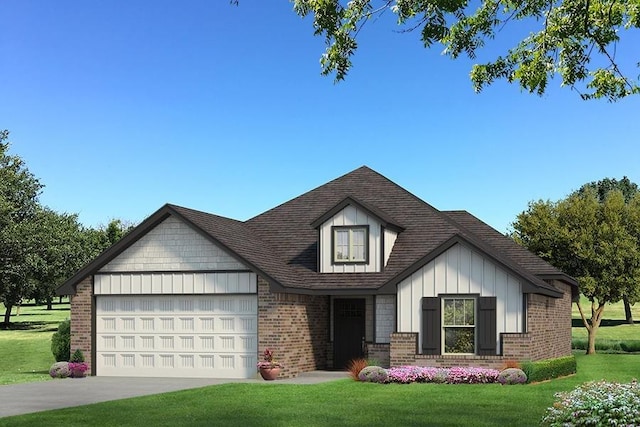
[421,297,441,355]
[477,297,497,355]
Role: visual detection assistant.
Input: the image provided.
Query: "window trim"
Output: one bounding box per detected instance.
[331,225,370,264]
[441,296,476,355]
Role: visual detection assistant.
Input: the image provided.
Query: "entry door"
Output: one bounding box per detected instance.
[333,298,365,369]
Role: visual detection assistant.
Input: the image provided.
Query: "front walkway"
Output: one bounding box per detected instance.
[0,371,348,418]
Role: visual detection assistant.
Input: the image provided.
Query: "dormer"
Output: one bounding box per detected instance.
[311,197,404,273]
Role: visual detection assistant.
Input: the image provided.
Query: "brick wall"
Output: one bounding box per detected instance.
[366,343,390,367]
[525,281,573,360]
[389,283,574,369]
[257,277,329,378]
[70,277,93,374]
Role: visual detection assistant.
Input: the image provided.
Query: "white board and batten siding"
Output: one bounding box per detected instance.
[94,215,258,379]
[396,243,523,355]
[319,205,398,273]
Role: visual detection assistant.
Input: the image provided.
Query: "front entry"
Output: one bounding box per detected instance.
[333,298,366,369]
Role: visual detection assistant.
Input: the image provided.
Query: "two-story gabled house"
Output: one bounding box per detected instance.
[57,166,578,378]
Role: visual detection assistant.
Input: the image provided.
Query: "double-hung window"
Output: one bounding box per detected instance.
[442,297,475,354]
[333,226,368,263]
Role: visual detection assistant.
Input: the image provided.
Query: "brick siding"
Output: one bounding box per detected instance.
[366,343,390,368]
[70,277,93,375]
[257,277,329,378]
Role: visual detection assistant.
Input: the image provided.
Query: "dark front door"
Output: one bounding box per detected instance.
[333,298,366,369]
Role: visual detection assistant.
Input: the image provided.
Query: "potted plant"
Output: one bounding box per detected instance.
[69,349,88,378]
[257,348,283,380]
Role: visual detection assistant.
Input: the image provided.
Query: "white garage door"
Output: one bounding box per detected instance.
[95,295,257,378]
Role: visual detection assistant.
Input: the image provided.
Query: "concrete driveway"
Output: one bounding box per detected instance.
[0,371,348,418]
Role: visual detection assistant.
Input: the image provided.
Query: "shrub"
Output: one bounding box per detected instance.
[347,358,369,381]
[51,320,70,362]
[49,362,71,378]
[497,368,527,385]
[521,355,576,383]
[572,338,640,353]
[358,366,388,383]
[541,380,640,426]
[620,341,640,353]
[70,349,85,363]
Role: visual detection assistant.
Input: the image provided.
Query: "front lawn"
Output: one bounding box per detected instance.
[1,353,638,426]
[0,301,70,385]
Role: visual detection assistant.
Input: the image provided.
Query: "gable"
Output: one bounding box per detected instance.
[100,216,248,273]
[397,242,524,352]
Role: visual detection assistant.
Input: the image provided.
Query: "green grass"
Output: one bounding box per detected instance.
[0,301,70,385]
[1,353,639,426]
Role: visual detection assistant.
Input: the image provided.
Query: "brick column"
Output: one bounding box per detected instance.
[70,277,93,374]
[390,333,418,367]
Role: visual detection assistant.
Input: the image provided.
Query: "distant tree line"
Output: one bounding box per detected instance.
[0,130,133,327]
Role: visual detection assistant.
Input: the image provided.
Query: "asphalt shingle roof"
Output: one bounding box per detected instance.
[58,166,577,297]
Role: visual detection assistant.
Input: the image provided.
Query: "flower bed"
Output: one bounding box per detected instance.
[542,380,640,426]
[385,366,500,384]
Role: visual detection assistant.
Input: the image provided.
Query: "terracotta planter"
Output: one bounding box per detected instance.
[259,367,281,380]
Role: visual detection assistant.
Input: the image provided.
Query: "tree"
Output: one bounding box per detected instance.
[512,189,640,354]
[576,177,640,323]
[0,130,43,327]
[290,0,640,101]
[29,208,91,310]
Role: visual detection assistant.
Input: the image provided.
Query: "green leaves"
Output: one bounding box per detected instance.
[292,0,640,100]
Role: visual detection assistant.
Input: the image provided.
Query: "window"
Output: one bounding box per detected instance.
[333,226,368,263]
[442,298,475,354]
[422,296,495,356]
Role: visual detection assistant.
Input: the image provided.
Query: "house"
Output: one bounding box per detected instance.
[57,166,578,379]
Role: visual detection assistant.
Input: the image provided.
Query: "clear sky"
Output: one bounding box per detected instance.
[1,1,639,234]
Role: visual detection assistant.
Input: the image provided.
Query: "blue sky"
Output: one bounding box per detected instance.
[1,1,639,233]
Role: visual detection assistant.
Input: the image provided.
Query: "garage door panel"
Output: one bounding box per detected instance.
[96,352,256,378]
[96,294,257,378]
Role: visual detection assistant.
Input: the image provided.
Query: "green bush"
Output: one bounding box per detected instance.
[572,338,640,353]
[521,355,576,383]
[70,348,85,363]
[620,341,640,352]
[51,320,70,362]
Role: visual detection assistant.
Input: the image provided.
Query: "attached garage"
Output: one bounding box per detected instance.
[95,292,257,378]
[86,215,260,379]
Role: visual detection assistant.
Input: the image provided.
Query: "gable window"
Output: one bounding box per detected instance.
[333,226,369,263]
[442,298,475,354]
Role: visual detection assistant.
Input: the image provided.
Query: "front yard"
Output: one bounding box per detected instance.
[1,353,639,426]
[0,299,638,425]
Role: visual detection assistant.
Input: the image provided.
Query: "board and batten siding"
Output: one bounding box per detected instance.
[319,205,397,273]
[95,272,257,295]
[396,243,523,355]
[99,216,247,273]
[383,228,397,268]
